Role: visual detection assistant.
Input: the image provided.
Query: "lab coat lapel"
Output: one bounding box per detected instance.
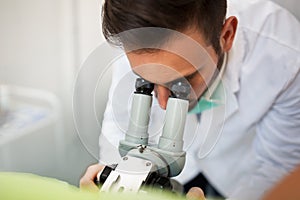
[222,14,247,120]
[195,22,246,158]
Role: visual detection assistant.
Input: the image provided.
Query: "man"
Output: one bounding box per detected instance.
[81,0,300,199]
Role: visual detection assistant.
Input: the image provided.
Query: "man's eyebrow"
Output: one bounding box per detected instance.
[131,68,199,85]
[165,70,199,85]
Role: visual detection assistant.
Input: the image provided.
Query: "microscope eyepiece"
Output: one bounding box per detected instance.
[170,81,191,100]
[135,78,154,95]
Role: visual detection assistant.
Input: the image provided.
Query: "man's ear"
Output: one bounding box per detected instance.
[220,16,238,52]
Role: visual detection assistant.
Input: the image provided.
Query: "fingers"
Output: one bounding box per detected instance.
[186,187,206,200]
[80,164,104,192]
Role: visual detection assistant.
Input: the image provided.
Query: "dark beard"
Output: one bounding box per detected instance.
[208,53,225,87]
[188,53,225,111]
[199,52,225,97]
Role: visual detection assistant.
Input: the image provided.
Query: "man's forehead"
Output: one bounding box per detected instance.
[125,28,218,85]
[124,28,216,70]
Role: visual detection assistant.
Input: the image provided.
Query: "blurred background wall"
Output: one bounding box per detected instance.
[0,0,105,186]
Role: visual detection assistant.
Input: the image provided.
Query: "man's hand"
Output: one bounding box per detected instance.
[186,187,206,200]
[80,164,205,200]
[80,164,104,192]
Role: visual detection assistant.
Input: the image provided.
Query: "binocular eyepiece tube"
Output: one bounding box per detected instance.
[124,78,154,146]
[124,78,190,152]
[119,78,190,177]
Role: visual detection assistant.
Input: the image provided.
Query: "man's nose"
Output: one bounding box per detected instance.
[154,85,171,110]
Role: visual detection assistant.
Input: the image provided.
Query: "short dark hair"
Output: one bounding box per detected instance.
[102,0,227,55]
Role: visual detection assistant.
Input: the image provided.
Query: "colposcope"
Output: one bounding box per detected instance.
[95,78,190,193]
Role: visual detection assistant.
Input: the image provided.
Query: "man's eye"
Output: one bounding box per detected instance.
[186,76,193,81]
[185,71,199,81]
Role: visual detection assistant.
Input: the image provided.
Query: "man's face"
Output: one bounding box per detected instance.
[126,30,221,110]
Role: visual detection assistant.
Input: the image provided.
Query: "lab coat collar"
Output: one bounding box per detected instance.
[222,3,246,119]
[224,1,244,94]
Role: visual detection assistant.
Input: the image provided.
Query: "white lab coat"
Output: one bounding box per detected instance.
[99,0,300,199]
